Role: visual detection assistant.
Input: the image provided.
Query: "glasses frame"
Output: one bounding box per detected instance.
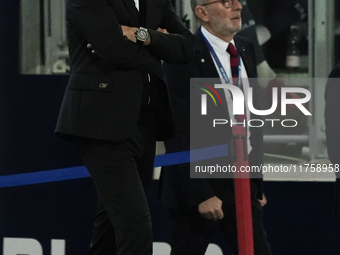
[201,0,234,8]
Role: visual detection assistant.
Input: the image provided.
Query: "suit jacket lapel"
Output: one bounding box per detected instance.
[145,0,152,27]
[235,37,257,78]
[145,0,162,27]
[138,0,147,26]
[194,29,220,78]
[194,28,232,122]
[122,0,140,26]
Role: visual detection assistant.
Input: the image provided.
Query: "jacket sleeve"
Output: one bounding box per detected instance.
[147,0,195,64]
[67,0,160,71]
[163,61,216,208]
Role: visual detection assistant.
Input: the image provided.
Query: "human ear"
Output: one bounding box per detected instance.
[195,6,210,22]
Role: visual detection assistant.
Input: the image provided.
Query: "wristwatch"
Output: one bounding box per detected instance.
[135,27,149,45]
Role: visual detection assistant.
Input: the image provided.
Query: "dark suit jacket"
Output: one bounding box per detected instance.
[162,28,264,210]
[55,0,194,142]
[325,62,340,217]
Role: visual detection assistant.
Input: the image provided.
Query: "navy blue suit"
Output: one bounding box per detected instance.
[161,29,271,255]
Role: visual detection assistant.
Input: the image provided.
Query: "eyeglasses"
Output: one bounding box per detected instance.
[201,0,234,8]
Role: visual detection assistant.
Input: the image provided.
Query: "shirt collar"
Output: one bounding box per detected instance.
[201,26,236,55]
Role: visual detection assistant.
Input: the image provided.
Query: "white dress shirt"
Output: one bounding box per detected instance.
[201,26,252,153]
[134,0,139,11]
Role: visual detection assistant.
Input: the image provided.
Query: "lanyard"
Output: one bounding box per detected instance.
[202,34,249,154]
[202,35,242,88]
[202,34,248,131]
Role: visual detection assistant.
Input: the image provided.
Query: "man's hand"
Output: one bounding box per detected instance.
[121,25,138,43]
[87,25,165,52]
[121,25,151,45]
[157,27,169,34]
[258,193,267,207]
[198,196,224,221]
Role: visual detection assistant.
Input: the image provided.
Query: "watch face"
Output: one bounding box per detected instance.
[137,28,148,41]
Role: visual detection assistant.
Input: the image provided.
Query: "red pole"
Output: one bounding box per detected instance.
[232,125,254,255]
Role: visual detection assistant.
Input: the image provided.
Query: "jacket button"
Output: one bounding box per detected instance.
[99,83,108,88]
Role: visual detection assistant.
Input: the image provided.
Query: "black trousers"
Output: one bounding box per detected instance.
[76,80,157,255]
[167,194,272,255]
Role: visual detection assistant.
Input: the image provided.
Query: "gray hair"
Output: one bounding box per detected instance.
[191,0,207,20]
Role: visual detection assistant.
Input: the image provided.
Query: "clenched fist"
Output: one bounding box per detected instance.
[198,196,224,221]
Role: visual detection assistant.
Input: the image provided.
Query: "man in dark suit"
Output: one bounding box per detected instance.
[325,62,340,253]
[55,0,194,254]
[162,0,271,254]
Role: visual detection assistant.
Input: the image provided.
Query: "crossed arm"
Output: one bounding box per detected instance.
[67,0,194,71]
[88,26,168,53]
[121,26,168,44]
